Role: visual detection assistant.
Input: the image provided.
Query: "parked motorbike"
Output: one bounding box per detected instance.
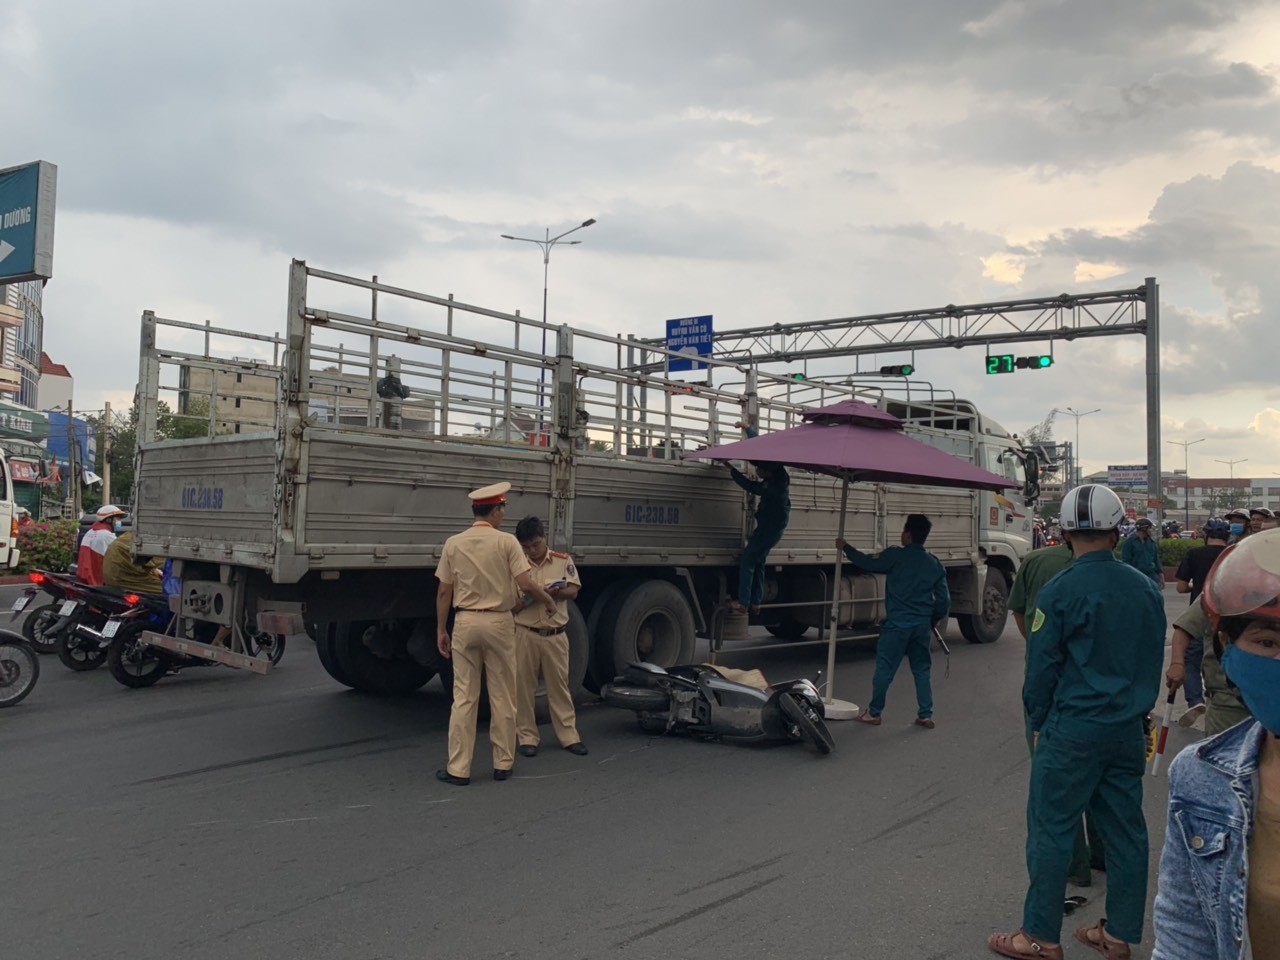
[0,628,39,708]
[52,585,146,673]
[601,662,835,754]
[106,594,287,689]
[10,570,81,655]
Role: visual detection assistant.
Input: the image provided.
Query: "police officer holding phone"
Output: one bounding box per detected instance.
[513,516,588,757]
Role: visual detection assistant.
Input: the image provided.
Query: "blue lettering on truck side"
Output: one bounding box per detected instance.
[181,486,225,510]
[623,504,681,525]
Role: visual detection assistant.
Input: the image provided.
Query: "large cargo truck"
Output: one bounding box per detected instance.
[132,261,1038,694]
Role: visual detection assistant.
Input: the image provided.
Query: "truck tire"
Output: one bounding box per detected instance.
[331,620,434,696]
[957,567,1010,644]
[765,617,809,641]
[603,580,697,680]
[314,622,357,688]
[584,580,632,691]
[22,603,62,654]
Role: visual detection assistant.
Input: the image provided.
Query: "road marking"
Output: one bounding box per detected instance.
[263,817,319,825]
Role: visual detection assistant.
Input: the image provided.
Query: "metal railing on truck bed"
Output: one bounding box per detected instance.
[134,262,987,580]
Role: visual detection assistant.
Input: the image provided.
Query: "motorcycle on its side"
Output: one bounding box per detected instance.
[601,662,835,755]
[0,628,40,708]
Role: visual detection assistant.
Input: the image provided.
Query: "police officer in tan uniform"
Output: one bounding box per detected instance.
[513,516,588,757]
[435,482,555,786]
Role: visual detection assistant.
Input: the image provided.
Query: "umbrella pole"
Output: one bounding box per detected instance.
[822,479,860,720]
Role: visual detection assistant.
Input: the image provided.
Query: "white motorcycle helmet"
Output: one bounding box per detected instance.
[1059,484,1126,532]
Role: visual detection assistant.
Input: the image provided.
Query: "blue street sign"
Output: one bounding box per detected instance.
[0,160,57,285]
[665,314,714,371]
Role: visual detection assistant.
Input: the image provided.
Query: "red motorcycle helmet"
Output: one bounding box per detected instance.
[1202,528,1280,629]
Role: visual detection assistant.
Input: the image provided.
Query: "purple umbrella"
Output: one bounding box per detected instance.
[686,399,1016,716]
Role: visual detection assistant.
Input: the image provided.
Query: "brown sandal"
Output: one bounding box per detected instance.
[855,711,881,725]
[1074,920,1131,958]
[987,930,1064,959]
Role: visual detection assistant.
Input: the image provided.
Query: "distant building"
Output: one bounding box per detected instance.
[38,351,73,412]
[0,281,44,407]
[179,362,434,434]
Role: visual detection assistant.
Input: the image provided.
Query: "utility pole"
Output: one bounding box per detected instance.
[102,400,112,503]
[66,400,82,518]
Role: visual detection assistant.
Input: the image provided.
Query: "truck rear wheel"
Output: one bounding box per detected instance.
[602,580,697,679]
[314,622,356,688]
[957,567,1010,644]
[332,620,434,696]
[584,581,631,691]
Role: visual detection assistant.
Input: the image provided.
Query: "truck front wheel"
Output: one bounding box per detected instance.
[957,567,1010,644]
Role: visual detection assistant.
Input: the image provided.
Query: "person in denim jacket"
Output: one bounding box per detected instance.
[1152,529,1280,960]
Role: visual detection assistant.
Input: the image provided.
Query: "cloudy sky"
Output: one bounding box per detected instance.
[4,0,1279,482]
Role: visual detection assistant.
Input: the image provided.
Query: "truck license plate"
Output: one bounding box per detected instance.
[11,595,30,612]
[59,600,79,616]
[102,620,121,638]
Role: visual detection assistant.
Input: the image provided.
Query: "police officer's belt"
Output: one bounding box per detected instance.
[526,626,566,637]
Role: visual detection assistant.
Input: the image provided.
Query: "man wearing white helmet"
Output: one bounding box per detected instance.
[77,504,127,586]
[989,484,1166,960]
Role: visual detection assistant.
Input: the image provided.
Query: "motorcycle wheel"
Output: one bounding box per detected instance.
[58,631,107,672]
[107,630,168,688]
[601,683,670,713]
[779,693,835,755]
[246,631,287,666]
[0,632,39,707]
[21,603,62,655]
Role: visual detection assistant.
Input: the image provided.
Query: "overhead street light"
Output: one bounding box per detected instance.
[1167,437,1204,529]
[1214,457,1249,507]
[1055,406,1102,490]
[501,218,597,416]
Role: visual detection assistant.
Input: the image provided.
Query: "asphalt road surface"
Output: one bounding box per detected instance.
[1,583,1202,960]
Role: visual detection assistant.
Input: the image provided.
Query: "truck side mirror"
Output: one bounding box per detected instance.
[1023,452,1041,505]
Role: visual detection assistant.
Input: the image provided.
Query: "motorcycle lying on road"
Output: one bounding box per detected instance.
[601,662,835,754]
[105,594,286,688]
[0,628,39,708]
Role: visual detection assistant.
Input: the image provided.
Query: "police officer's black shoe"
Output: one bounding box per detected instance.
[493,768,512,781]
[564,742,589,756]
[517,744,538,757]
[435,769,470,786]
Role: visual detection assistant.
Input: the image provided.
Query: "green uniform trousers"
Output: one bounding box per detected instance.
[1024,722,1106,883]
[1024,722,1148,945]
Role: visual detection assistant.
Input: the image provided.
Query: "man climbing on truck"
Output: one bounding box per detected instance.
[725,420,790,615]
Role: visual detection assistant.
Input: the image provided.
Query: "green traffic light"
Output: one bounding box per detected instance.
[1036,356,1053,368]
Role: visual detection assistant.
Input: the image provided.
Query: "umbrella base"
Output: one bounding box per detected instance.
[820,698,861,721]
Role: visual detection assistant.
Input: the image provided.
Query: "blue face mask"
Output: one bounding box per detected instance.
[114,522,124,534]
[1221,644,1280,736]
[1230,523,1245,536]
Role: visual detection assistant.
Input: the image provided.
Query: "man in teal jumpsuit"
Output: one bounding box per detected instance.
[1009,541,1104,885]
[726,422,790,614]
[838,514,949,728]
[1120,518,1163,588]
[989,485,1165,960]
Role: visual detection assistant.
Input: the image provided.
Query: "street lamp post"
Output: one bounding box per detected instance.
[501,218,597,418]
[1056,407,1102,489]
[1167,437,1204,529]
[1214,457,1249,508]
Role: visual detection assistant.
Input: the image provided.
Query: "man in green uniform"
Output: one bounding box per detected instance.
[838,514,949,728]
[1121,517,1163,588]
[1167,596,1252,735]
[989,484,1166,960]
[1008,539,1103,886]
